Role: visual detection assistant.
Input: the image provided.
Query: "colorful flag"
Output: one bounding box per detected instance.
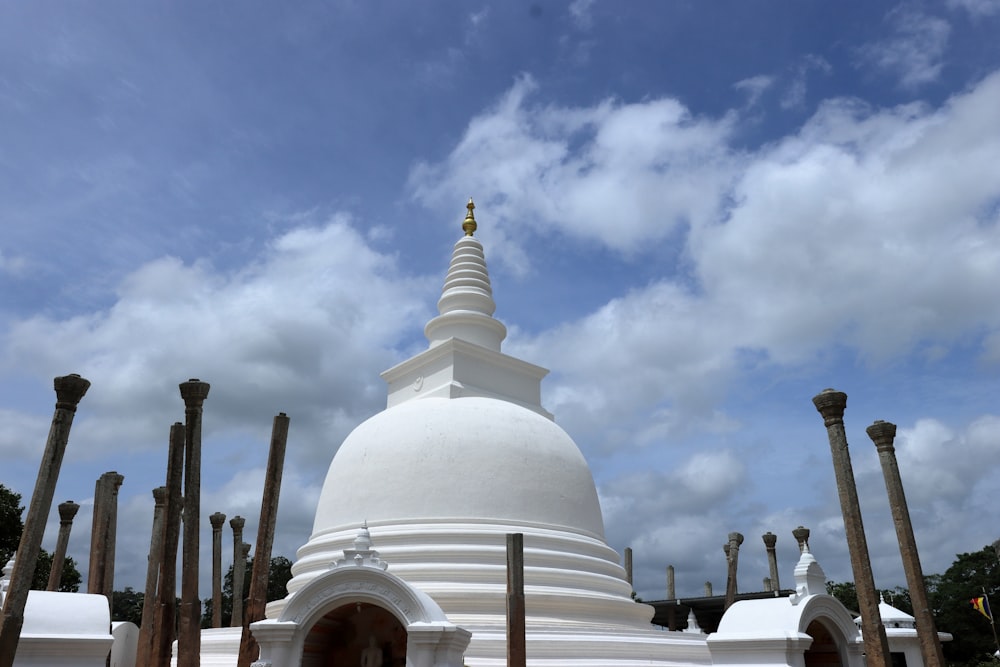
[970,596,992,620]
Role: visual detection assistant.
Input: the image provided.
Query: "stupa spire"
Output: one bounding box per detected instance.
[424,200,507,351]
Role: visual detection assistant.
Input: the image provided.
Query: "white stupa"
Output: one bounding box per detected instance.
[252,201,710,666]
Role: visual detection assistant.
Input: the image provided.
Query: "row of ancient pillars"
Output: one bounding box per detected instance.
[0,375,289,667]
[813,389,944,667]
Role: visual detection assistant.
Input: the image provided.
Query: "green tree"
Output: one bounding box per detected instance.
[926,546,1000,667]
[202,555,293,628]
[824,581,913,616]
[0,484,81,592]
[112,587,145,626]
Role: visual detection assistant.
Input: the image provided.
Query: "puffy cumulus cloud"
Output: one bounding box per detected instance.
[409,75,739,265]
[2,213,433,471]
[857,6,951,90]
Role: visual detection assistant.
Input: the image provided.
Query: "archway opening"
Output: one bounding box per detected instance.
[804,619,843,667]
[301,601,407,667]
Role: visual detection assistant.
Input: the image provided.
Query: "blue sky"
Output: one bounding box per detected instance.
[3,0,1000,604]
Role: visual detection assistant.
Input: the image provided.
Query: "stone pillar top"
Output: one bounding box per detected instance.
[230,515,246,531]
[57,501,80,522]
[728,532,744,547]
[210,512,227,529]
[762,531,777,548]
[792,525,810,551]
[152,486,167,505]
[54,373,90,411]
[812,388,847,424]
[722,543,730,557]
[179,378,211,406]
[867,420,897,451]
[240,542,251,558]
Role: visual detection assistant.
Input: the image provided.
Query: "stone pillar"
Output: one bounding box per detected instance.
[137,486,167,662]
[762,531,780,592]
[210,512,227,629]
[506,533,526,667]
[724,532,743,610]
[151,423,185,667]
[0,373,89,667]
[704,581,712,597]
[624,547,633,589]
[178,378,209,667]
[238,413,290,667]
[763,577,772,592]
[46,500,80,591]
[792,525,810,553]
[103,472,124,601]
[867,420,945,667]
[666,565,676,631]
[230,517,246,628]
[88,470,124,603]
[812,388,891,667]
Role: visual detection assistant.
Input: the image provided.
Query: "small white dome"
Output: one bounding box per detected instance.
[312,396,605,539]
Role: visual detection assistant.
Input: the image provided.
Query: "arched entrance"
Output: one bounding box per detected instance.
[804,619,844,667]
[302,602,406,667]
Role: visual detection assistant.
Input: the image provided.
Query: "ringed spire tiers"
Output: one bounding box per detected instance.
[424,199,507,352]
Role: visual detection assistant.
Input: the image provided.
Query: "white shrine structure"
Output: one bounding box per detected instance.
[0,201,948,667]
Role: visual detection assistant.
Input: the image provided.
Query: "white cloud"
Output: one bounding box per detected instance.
[947,0,1000,17]
[569,0,596,30]
[410,75,740,266]
[858,6,951,90]
[780,55,832,110]
[735,75,775,107]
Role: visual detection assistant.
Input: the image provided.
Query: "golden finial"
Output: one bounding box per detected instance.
[462,198,477,236]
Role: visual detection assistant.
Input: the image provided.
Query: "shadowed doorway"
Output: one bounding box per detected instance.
[301,601,407,667]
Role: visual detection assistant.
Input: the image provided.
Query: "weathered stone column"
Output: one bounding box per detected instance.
[624,547,633,589]
[229,516,246,628]
[812,388,891,667]
[88,471,122,599]
[151,423,185,667]
[762,532,780,593]
[724,532,743,610]
[506,533,526,667]
[792,525,810,553]
[666,565,676,630]
[763,577,772,592]
[238,412,290,667]
[867,420,945,667]
[137,486,167,662]
[704,581,712,596]
[46,500,80,591]
[178,378,210,667]
[210,512,227,629]
[0,373,89,667]
[103,472,124,601]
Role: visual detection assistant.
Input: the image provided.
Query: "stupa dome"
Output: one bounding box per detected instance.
[312,395,605,539]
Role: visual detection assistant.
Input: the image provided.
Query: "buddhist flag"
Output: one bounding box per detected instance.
[970,596,992,620]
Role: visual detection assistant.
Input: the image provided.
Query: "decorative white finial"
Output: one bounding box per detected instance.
[331,523,388,571]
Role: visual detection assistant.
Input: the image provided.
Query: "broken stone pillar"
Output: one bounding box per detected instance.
[151,423,185,667]
[763,577,772,592]
[624,547,633,588]
[0,373,89,667]
[88,470,124,604]
[178,379,209,667]
[867,420,945,667]
[792,525,810,553]
[506,533,526,667]
[762,531,780,592]
[704,581,712,596]
[210,511,227,629]
[238,413,290,667]
[724,532,743,610]
[666,566,676,630]
[812,388,891,667]
[46,500,80,591]
[229,516,247,628]
[138,486,167,661]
